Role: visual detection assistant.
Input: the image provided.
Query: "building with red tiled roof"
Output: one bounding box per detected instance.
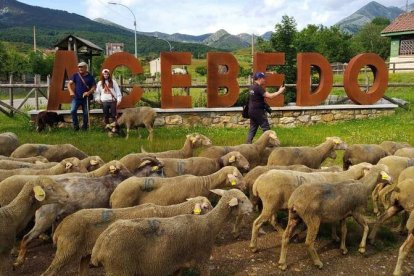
[381,11,414,71]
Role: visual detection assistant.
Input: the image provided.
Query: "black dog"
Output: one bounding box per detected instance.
[36,111,66,132]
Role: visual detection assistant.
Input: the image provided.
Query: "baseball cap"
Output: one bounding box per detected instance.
[102,68,110,74]
[254,72,266,80]
[78,61,88,67]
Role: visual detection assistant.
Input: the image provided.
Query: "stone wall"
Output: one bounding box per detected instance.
[28,104,397,129]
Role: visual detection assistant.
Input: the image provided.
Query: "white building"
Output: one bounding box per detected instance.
[149,57,161,77]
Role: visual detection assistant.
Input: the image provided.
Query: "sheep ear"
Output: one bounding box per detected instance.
[227,174,237,186]
[138,160,151,169]
[228,197,238,207]
[33,186,46,202]
[193,203,202,215]
[228,155,236,163]
[65,162,73,170]
[190,137,197,144]
[90,159,98,166]
[109,165,118,174]
[210,189,225,196]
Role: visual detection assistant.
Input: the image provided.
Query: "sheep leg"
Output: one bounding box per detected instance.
[232,215,243,238]
[250,205,274,252]
[41,238,82,276]
[14,209,58,267]
[145,124,154,141]
[331,223,340,242]
[394,211,408,234]
[79,255,91,276]
[304,217,323,269]
[369,205,402,244]
[125,127,130,139]
[393,233,414,276]
[0,252,9,275]
[339,219,348,255]
[278,212,299,271]
[371,184,383,215]
[378,184,395,209]
[270,214,284,233]
[352,212,369,254]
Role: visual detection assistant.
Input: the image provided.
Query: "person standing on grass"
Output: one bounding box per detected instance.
[95,68,122,125]
[246,72,285,144]
[68,61,96,131]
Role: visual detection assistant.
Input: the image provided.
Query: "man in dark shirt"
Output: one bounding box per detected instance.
[246,72,285,143]
[68,61,96,131]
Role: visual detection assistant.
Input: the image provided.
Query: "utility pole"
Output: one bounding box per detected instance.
[33,26,36,52]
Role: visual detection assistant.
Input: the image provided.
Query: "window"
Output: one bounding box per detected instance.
[400,39,414,55]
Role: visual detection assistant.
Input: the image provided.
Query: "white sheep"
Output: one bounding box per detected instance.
[249,162,373,252]
[159,151,250,177]
[0,177,69,274]
[12,158,163,267]
[0,132,19,156]
[199,130,280,168]
[278,164,391,271]
[267,137,347,169]
[10,143,88,162]
[41,196,212,276]
[112,106,157,140]
[90,189,253,276]
[110,166,245,208]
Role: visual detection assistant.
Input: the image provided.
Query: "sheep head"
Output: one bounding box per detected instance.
[210,189,253,215]
[187,133,212,148]
[187,196,213,215]
[265,130,281,147]
[222,151,250,172]
[135,156,164,177]
[327,137,348,150]
[226,167,246,191]
[32,176,69,205]
[62,157,87,173]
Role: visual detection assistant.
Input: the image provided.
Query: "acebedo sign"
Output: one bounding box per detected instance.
[47,51,388,110]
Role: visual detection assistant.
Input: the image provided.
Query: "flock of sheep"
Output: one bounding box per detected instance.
[0,130,414,275]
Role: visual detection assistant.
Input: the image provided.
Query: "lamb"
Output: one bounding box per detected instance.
[267,137,347,169]
[0,132,19,156]
[199,130,280,168]
[90,189,253,276]
[12,158,164,267]
[36,111,66,132]
[11,143,88,162]
[394,147,414,158]
[277,164,391,271]
[110,106,157,140]
[249,162,373,252]
[41,197,213,276]
[0,155,48,163]
[158,151,250,177]
[0,157,87,182]
[140,133,212,158]
[0,177,69,274]
[368,178,414,276]
[379,141,411,155]
[343,144,389,170]
[110,166,245,208]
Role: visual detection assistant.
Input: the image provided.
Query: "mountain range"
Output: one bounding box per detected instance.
[0,0,413,53]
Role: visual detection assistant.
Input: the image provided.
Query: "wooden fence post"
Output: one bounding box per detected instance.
[9,73,13,116]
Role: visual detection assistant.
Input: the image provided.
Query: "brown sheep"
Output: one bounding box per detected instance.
[379,141,411,155]
[267,137,347,169]
[112,106,157,140]
[343,144,389,170]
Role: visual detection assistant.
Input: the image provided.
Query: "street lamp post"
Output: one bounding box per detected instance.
[108,1,137,58]
[155,35,173,52]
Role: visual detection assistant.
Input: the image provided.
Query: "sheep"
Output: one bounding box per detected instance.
[368,178,414,276]
[90,189,253,276]
[0,155,49,163]
[249,162,373,252]
[0,132,19,156]
[0,159,58,170]
[343,143,389,170]
[80,155,105,172]
[158,151,250,177]
[12,158,164,267]
[0,157,87,182]
[199,130,280,168]
[140,133,212,158]
[394,147,414,158]
[111,106,157,140]
[278,164,391,271]
[267,137,347,169]
[10,143,88,162]
[0,177,69,274]
[379,141,412,155]
[41,197,213,276]
[110,166,245,208]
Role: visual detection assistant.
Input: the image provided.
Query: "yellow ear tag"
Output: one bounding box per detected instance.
[231,179,237,186]
[381,171,389,180]
[229,156,236,163]
[33,186,46,202]
[90,160,98,165]
[151,166,159,172]
[193,207,201,215]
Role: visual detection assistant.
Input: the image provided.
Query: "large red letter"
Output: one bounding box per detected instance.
[207,52,239,107]
[101,52,144,108]
[344,53,388,105]
[47,51,77,110]
[160,52,192,108]
[253,52,285,107]
[296,53,333,106]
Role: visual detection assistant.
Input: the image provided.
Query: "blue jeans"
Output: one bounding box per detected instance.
[70,98,89,129]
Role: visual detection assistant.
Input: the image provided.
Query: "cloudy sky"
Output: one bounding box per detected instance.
[19,0,408,35]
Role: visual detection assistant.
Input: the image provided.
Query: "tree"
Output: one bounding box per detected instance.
[195,65,207,76]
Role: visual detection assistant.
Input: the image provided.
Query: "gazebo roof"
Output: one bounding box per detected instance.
[54,35,103,55]
[381,11,414,36]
